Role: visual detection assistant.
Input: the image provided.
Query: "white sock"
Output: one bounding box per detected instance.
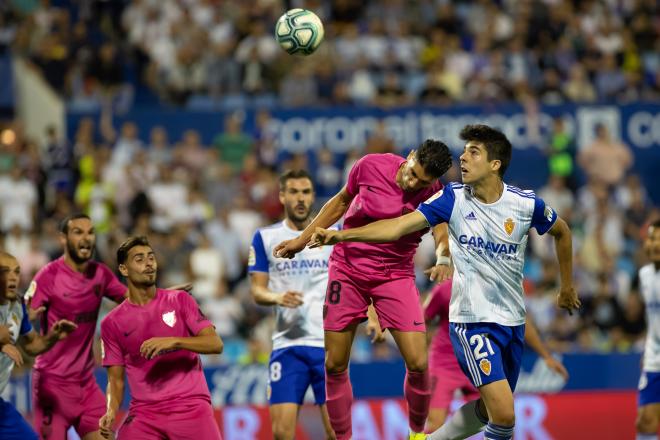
[427,400,487,440]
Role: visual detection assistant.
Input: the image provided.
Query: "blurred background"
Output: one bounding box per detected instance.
[0,0,659,438]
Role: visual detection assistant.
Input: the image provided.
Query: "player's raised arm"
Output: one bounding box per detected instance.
[547,216,581,314]
[274,185,354,258]
[99,365,124,439]
[310,210,430,246]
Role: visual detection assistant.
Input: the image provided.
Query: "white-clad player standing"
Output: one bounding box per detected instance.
[309,124,580,440]
[248,169,382,440]
[636,219,660,440]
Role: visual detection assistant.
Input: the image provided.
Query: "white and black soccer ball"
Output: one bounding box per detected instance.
[274,9,324,56]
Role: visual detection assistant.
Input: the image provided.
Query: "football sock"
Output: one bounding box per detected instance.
[427,399,487,440]
[484,422,514,440]
[404,369,431,433]
[325,369,353,440]
[636,434,658,440]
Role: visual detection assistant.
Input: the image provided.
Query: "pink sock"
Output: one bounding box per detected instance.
[405,369,431,433]
[325,370,353,440]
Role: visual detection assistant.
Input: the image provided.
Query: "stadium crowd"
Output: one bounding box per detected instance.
[0,0,659,109]
[0,0,658,367]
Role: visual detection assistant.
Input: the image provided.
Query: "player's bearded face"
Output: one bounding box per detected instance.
[125,246,158,287]
[63,219,96,264]
[281,178,314,222]
[0,257,20,301]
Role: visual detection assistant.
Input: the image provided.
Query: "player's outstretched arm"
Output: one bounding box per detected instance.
[274,186,354,258]
[19,319,77,356]
[547,217,581,314]
[250,272,303,308]
[100,365,125,439]
[524,315,568,380]
[309,211,429,247]
[139,326,223,359]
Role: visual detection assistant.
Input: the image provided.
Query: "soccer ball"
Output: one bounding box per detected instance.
[275,9,324,56]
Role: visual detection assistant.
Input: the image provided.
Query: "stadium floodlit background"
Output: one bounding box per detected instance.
[0,0,659,438]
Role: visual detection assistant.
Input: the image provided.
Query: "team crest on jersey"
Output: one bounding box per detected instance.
[248,246,256,266]
[504,218,515,236]
[479,358,491,376]
[424,189,443,204]
[162,310,177,327]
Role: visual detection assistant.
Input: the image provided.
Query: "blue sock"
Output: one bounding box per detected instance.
[636,434,657,440]
[484,422,514,440]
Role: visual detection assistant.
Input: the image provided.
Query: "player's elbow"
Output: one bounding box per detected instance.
[211,335,224,354]
[551,217,571,239]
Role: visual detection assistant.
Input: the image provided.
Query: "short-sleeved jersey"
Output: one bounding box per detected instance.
[333,153,443,275]
[640,264,660,372]
[100,289,214,410]
[0,301,32,394]
[418,182,557,326]
[249,221,334,350]
[26,257,127,381]
[425,280,457,370]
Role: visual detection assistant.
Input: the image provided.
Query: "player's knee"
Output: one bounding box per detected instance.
[405,356,428,372]
[490,408,515,427]
[325,354,349,374]
[272,423,295,440]
[636,410,659,433]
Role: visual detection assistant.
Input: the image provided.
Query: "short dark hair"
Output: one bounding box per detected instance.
[460,124,512,177]
[117,236,151,265]
[60,213,92,234]
[279,169,314,192]
[415,139,453,178]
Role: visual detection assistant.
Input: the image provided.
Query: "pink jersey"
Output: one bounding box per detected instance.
[27,257,126,381]
[100,289,214,411]
[425,280,459,370]
[333,154,443,275]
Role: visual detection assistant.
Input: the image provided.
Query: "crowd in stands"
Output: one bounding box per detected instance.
[0,107,658,365]
[0,0,659,366]
[1,0,659,109]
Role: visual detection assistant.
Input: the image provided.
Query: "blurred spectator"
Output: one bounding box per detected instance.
[201,278,244,339]
[188,234,224,302]
[213,113,254,171]
[0,167,37,231]
[578,124,633,187]
[545,117,577,189]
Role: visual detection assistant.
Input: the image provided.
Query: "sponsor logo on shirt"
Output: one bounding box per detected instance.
[504,218,515,236]
[273,259,329,272]
[458,235,519,255]
[162,310,177,327]
[75,311,97,324]
[465,211,477,220]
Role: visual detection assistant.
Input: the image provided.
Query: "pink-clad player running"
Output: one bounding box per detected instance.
[424,280,570,432]
[25,214,127,440]
[274,142,454,440]
[99,236,223,440]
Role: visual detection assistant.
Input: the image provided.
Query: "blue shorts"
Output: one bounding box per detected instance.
[0,398,38,440]
[638,371,660,406]
[449,322,525,391]
[268,346,326,405]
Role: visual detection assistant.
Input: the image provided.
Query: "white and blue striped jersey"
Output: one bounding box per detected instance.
[640,264,660,372]
[248,221,334,350]
[417,182,557,326]
[0,300,32,394]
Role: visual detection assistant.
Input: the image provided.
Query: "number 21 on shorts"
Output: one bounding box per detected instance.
[470,333,494,376]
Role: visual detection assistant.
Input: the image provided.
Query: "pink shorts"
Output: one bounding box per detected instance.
[118,399,222,439]
[429,367,480,410]
[32,371,106,439]
[323,261,425,332]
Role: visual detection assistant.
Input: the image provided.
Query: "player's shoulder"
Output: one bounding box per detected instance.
[101,302,126,329]
[505,184,536,200]
[159,288,193,304]
[255,221,289,243]
[33,257,63,280]
[359,153,402,167]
